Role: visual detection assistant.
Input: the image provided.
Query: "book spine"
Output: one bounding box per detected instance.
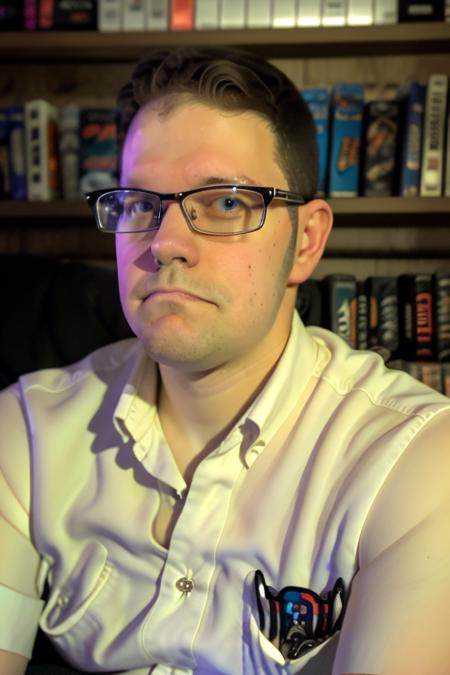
[443,363,450,396]
[374,0,399,23]
[296,279,323,326]
[7,105,27,201]
[398,81,426,197]
[444,95,450,196]
[247,0,271,27]
[366,276,399,362]
[399,0,445,21]
[195,0,219,29]
[419,362,443,392]
[320,275,358,348]
[25,100,60,201]
[220,0,245,28]
[39,0,54,29]
[123,0,145,30]
[328,84,364,197]
[98,0,122,31]
[296,0,321,26]
[79,108,118,195]
[413,274,434,360]
[0,0,25,29]
[420,74,448,197]
[170,0,194,30]
[59,105,80,201]
[272,0,297,27]
[51,0,97,29]
[322,0,347,26]
[398,274,415,360]
[434,273,450,362]
[347,0,374,25]
[145,0,168,29]
[302,88,330,197]
[361,100,400,197]
[0,107,10,198]
[24,0,38,30]
[356,280,369,350]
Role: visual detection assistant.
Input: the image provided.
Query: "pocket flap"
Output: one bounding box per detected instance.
[40,541,112,636]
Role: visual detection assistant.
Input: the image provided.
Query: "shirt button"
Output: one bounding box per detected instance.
[176,577,194,593]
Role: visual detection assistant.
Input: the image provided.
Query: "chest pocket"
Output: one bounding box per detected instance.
[39,540,112,640]
[242,573,340,675]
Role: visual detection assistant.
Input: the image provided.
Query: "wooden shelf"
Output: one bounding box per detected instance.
[2,22,450,62]
[329,197,450,227]
[1,197,449,227]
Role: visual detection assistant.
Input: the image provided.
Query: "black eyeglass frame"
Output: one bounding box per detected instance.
[85,184,307,236]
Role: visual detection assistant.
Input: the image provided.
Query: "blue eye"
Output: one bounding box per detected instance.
[130,199,155,215]
[214,196,241,213]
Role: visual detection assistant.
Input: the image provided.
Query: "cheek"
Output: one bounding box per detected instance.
[228,247,280,308]
[115,239,146,299]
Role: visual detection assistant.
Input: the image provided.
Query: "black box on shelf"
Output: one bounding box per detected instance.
[399,0,445,21]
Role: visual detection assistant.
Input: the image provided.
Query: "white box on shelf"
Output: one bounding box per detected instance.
[123,0,145,31]
[145,0,169,30]
[420,73,449,197]
[98,0,122,31]
[322,0,347,25]
[25,99,60,201]
[220,0,246,28]
[347,0,374,25]
[195,0,219,29]
[374,0,398,23]
[247,0,272,27]
[297,0,321,26]
[272,0,297,27]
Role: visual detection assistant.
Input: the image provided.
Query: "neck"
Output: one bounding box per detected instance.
[157,331,290,483]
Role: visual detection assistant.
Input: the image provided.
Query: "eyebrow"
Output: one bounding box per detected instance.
[201,175,257,186]
[121,175,258,190]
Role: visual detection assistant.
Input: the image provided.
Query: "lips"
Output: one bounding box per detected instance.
[149,288,202,300]
[145,286,210,304]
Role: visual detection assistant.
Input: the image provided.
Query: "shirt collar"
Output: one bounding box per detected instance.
[231,312,322,465]
[113,350,158,444]
[113,312,325,471]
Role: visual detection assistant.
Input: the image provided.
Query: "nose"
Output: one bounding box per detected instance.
[150,201,199,268]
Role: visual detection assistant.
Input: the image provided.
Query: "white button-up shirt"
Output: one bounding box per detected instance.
[1,313,449,674]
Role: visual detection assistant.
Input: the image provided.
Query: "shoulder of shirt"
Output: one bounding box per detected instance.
[306,325,450,419]
[16,337,144,395]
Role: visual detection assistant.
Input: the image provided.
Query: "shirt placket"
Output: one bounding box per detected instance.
[141,432,246,672]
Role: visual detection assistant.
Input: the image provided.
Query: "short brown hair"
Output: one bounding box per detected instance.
[116,46,318,199]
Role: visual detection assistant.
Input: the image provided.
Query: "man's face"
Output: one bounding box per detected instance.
[116,100,302,374]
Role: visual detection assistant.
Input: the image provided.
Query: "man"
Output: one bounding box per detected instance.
[1,47,449,675]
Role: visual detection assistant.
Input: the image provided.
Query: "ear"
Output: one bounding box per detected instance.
[288,199,333,285]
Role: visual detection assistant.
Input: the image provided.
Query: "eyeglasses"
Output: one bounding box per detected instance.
[85,184,306,236]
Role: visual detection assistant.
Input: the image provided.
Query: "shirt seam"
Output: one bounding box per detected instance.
[19,348,143,396]
[317,371,450,420]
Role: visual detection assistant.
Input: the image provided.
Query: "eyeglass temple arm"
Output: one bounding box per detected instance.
[272,188,306,205]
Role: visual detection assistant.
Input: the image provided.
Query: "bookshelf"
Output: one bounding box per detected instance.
[1,22,450,274]
[2,22,450,60]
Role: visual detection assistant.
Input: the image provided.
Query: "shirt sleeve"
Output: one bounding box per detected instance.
[0,384,44,657]
[332,408,450,675]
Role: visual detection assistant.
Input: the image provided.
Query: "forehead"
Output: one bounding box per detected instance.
[120,100,286,188]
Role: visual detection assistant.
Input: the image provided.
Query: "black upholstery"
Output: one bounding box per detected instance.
[0,255,133,389]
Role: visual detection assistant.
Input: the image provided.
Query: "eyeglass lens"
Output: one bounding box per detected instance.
[96,188,266,234]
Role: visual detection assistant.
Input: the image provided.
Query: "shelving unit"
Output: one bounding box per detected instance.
[2,22,450,60]
[0,22,449,274]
